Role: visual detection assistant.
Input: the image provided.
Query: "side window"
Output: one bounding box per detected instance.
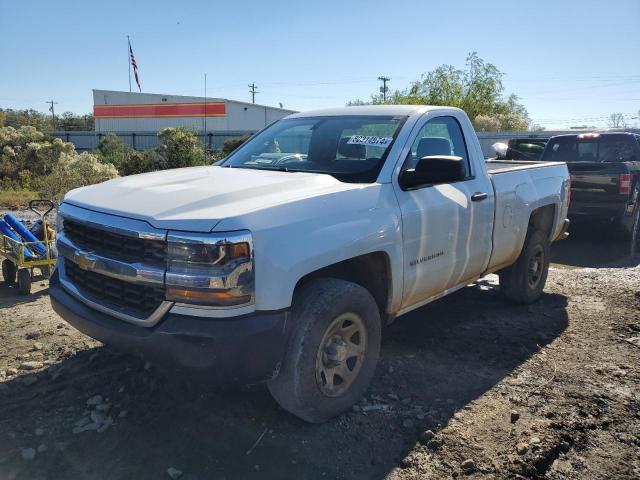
[599,138,636,163]
[407,116,470,177]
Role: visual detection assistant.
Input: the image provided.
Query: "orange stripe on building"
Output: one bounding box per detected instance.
[94,102,226,118]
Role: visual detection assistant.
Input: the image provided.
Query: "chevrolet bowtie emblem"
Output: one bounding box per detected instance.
[75,251,97,271]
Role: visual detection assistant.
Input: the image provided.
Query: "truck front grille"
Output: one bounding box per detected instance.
[63,219,166,265]
[64,260,165,319]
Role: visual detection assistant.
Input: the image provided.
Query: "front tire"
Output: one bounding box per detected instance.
[268,278,381,423]
[17,268,31,295]
[499,229,550,304]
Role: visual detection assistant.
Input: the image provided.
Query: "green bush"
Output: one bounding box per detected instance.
[96,133,133,170]
[37,152,118,200]
[221,134,251,156]
[0,126,75,179]
[118,149,167,176]
[157,127,205,169]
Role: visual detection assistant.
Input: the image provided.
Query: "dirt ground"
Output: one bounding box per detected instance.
[0,226,639,480]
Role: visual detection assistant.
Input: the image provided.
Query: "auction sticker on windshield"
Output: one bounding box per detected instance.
[347,135,393,148]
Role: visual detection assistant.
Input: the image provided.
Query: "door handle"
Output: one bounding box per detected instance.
[471,192,488,202]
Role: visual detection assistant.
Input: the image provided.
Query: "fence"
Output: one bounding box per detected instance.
[50,131,254,152]
[51,129,640,158]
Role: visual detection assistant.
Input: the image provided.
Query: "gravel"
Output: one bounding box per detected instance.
[1,241,638,479]
[167,467,183,479]
[21,448,36,461]
[19,361,44,371]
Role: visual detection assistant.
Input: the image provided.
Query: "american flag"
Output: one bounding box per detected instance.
[128,39,141,92]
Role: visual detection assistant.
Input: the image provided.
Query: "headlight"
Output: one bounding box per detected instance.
[165,230,254,307]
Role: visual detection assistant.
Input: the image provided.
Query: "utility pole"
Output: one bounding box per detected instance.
[378,76,390,102]
[46,100,58,129]
[248,83,258,104]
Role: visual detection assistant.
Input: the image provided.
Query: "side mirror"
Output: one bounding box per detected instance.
[400,155,465,188]
[492,142,508,158]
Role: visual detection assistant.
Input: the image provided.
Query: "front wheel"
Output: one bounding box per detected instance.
[17,268,32,295]
[499,229,550,304]
[268,278,381,423]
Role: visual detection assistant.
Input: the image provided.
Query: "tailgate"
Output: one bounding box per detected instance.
[568,162,627,200]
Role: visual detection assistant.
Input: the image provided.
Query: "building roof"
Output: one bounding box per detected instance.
[92,89,297,113]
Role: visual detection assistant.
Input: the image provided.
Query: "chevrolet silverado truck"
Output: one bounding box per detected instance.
[50,106,570,423]
[540,132,640,256]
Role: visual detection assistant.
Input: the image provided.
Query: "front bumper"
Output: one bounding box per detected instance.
[49,271,290,384]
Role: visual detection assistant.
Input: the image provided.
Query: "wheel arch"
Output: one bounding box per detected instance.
[292,251,394,324]
[528,203,557,239]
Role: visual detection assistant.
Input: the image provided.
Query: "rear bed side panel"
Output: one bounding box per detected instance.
[486,164,569,272]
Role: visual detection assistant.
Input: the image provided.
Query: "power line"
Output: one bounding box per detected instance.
[248,83,258,104]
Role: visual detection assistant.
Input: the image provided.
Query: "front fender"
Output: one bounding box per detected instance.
[215,183,403,312]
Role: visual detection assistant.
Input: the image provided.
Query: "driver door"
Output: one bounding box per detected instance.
[394,113,494,309]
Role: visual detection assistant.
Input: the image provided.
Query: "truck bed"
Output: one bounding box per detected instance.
[485,159,564,174]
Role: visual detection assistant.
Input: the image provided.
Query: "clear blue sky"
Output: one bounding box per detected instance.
[1,0,639,129]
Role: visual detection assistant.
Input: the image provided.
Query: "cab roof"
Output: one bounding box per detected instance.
[285,105,463,119]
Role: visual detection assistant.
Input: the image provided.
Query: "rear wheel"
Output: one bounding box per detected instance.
[499,229,550,304]
[268,278,381,423]
[628,200,640,258]
[17,268,31,295]
[2,260,17,285]
[619,184,640,257]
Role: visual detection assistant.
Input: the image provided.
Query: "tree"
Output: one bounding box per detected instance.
[1,108,53,131]
[0,108,94,131]
[474,115,501,132]
[349,52,530,131]
[607,113,627,128]
[58,112,94,131]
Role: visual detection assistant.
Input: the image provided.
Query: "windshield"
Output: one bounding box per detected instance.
[220,115,407,183]
[541,135,638,163]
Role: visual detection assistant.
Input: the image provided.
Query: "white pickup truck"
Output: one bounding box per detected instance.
[50,105,570,422]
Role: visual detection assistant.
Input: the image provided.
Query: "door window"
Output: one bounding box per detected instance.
[406,116,470,176]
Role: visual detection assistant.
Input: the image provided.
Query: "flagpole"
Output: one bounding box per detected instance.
[127,35,132,93]
[204,73,207,137]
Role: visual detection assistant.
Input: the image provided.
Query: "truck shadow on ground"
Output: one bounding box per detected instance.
[0,282,568,480]
[0,283,49,309]
[550,221,638,268]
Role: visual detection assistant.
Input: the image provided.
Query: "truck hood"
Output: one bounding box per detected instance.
[64,166,365,232]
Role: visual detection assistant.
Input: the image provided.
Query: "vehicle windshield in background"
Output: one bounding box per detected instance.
[220,115,407,183]
[505,140,547,161]
[541,134,638,163]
